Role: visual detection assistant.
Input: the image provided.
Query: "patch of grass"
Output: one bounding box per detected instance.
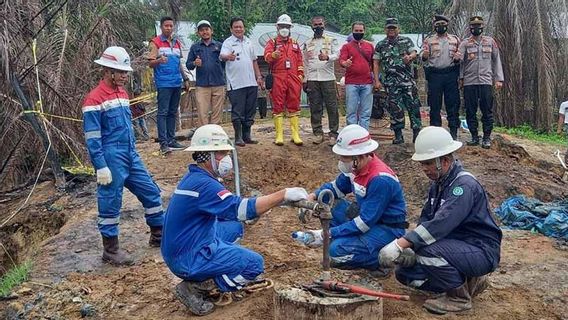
[0,261,32,297]
[494,124,567,145]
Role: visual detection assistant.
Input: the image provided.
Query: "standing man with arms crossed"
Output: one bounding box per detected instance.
[187,20,226,127]
[148,16,190,155]
[220,17,264,147]
[303,15,340,146]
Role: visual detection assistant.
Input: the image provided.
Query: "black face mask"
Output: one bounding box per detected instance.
[352,32,364,41]
[313,26,324,37]
[470,27,483,36]
[435,25,447,35]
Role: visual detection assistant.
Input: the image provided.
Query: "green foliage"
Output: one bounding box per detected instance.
[0,261,32,297]
[494,125,567,145]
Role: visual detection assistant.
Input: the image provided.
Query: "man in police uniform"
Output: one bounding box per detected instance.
[379,126,502,315]
[373,18,422,144]
[422,15,461,140]
[457,16,504,148]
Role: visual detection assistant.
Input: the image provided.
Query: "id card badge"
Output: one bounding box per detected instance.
[285,59,291,69]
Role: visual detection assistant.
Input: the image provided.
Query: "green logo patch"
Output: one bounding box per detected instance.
[452,186,464,196]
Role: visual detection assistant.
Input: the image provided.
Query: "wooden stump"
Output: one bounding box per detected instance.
[274,287,383,320]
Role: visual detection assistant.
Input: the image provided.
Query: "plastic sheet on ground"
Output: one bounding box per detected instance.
[494,195,568,240]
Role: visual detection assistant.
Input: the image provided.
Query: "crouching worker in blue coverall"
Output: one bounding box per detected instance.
[293,124,408,274]
[379,126,502,315]
[82,47,164,266]
[161,124,309,316]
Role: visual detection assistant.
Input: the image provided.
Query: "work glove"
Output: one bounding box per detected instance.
[306,229,324,248]
[379,239,403,268]
[394,248,416,268]
[96,167,113,186]
[284,187,309,202]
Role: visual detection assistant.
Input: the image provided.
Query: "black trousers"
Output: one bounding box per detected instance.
[427,70,460,129]
[228,86,258,126]
[463,85,494,137]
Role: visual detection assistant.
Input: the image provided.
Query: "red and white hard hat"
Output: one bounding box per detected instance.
[332,124,379,156]
[94,46,133,72]
[276,14,293,26]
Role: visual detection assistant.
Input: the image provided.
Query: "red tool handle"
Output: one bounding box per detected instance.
[320,281,410,301]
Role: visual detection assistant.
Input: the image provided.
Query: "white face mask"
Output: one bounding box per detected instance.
[279,28,290,37]
[211,153,233,177]
[338,160,353,174]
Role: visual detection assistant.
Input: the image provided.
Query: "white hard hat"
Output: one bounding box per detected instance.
[332,124,379,156]
[412,126,463,161]
[185,124,235,152]
[276,14,293,26]
[94,46,133,72]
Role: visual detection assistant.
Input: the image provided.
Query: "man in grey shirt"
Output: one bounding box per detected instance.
[457,16,504,148]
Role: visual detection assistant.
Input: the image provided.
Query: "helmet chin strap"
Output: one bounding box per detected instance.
[434,157,442,180]
[351,156,359,171]
[209,152,220,176]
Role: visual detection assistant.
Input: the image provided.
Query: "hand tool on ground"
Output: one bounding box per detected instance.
[316,280,410,301]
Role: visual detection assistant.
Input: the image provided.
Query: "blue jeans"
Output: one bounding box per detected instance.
[345,84,373,130]
[157,87,181,146]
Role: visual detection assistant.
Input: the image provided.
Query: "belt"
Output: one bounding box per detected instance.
[380,221,410,229]
[427,65,459,74]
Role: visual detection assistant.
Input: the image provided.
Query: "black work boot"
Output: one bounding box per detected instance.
[449,127,458,141]
[242,125,258,144]
[175,280,216,316]
[423,283,472,315]
[102,236,134,266]
[412,128,421,143]
[466,133,479,146]
[149,226,162,247]
[392,129,404,144]
[232,122,245,147]
[481,136,491,149]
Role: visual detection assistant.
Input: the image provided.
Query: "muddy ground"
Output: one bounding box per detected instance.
[0,117,567,320]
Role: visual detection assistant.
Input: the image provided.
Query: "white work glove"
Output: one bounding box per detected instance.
[306,229,324,248]
[284,187,309,202]
[96,167,113,186]
[379,239,403,268]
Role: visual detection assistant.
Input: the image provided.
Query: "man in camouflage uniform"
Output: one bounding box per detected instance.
[373,17,422,144]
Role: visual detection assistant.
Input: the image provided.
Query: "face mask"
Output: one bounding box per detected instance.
[470,27,483,36]
[279,28,290,37]
[338,160,353,174]
[313,26,324,37]
[211,153,233,177]
[435,25,447,35]
[352,32,364,41]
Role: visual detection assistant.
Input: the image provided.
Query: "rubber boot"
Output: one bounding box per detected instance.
[423,283,472,315]
[481,134,491,149]
[273,114,284,146]
[450,127,458,141]
[467,132,479,146]
[392,129,404,144]
[412,128,421,143]
[175,280,215,316]
[467,275,489,298]
[102,236,134,266]
[149,226,162,247]
[289,115,303,146]
[232,121,245,147]
[242,125,258,144]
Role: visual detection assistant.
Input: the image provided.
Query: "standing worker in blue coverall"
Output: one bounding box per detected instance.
[82,47,165,266]
[294,124,408,273]
[161,124,309,316]
[379,126,502,315]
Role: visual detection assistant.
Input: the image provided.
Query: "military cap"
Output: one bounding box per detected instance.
[433,15,449,25]
[469,16,484,25]
[385,18,399,27]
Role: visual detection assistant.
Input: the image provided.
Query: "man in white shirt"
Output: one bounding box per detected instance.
[220,17,264,147]
[557,100,568,164]
[303,16,340,146]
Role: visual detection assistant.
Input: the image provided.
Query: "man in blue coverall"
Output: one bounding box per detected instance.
[379,126,502,314]
[161,124,309,316]
[82,47,164,266]
[294,124,408,273]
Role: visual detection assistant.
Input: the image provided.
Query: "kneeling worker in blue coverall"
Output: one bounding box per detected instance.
[294,124,408,273]
[379,126,502,314]
[161,124,309,316]
[83,47,164,266]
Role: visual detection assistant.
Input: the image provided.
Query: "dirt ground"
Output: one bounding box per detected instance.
[1,117,567,320]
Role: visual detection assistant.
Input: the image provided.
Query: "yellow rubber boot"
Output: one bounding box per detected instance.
[289,114,303,146]
[273,114,284,146]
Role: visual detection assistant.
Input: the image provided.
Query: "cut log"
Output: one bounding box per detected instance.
[274,287,383,320]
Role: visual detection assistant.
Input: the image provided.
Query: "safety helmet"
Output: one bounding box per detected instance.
[276,14,293,26]
[332,125,379,156]
[411,126,463,161]
[94,46,133,72]
[185,124,235,152]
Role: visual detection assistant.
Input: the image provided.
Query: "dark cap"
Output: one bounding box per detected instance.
[433,15,449,25]
[469,16,484,25]
[385,18,399,27]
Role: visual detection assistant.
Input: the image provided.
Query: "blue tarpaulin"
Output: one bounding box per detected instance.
[494,195,568,240]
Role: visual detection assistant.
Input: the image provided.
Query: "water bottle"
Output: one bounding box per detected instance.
[291,231,313,245]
